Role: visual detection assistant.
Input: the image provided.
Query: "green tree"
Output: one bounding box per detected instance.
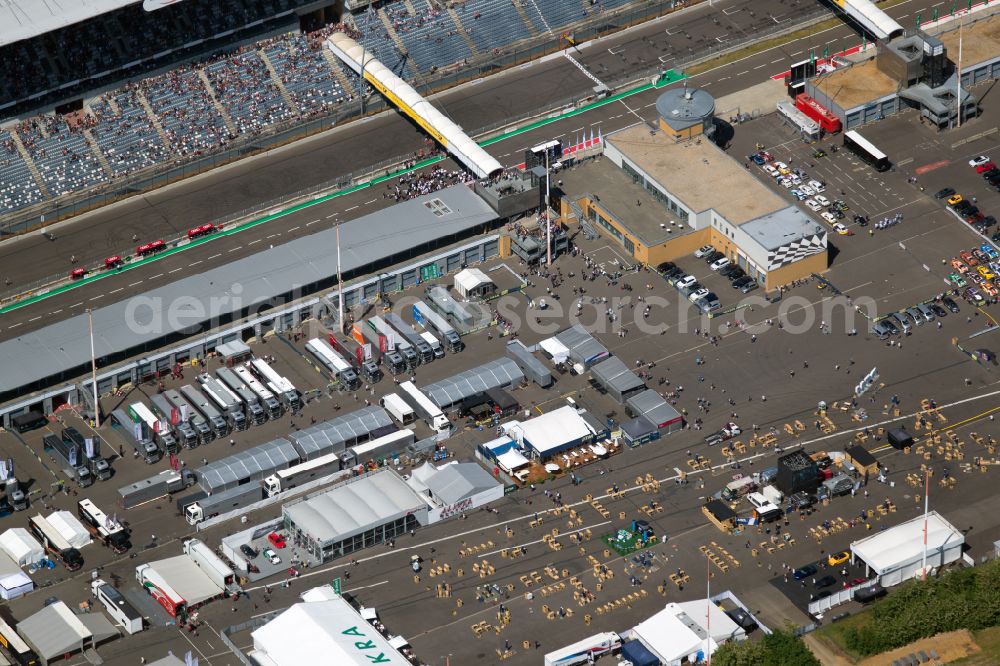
[760,628,821,666]
[711,638,765,666]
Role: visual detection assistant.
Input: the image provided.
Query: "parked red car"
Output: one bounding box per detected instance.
[976,161,996,174]
[267,532,287,549]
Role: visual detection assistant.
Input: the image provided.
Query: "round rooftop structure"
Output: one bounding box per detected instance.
[655,86,716,138]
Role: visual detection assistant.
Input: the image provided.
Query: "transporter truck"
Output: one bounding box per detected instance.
[43,433,93,487]
[232,365,283,419]
[180,384,230,438]
[197,373,248,431]
[215,367,267,425]
[398,381,451,435]
[111,408,162,464]
[412,300,464,352]
[63,426,111,481]
[384,313,435,364]
[369,315,419,369]
[149,393,199,448]
[118,468,197,509]
[163,388,213,444]
[183,538,235,591]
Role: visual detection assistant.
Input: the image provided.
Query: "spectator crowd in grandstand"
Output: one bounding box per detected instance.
[0,0,642,217]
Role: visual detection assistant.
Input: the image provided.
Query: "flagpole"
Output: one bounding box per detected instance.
[921,469,930,580]
[336,223,344,335]
[956,16,964,129]
[706,554,712,666]
[88,309,100,429]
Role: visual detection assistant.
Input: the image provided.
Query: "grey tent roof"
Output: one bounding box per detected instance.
[591,357,645,395]
[555,324,609,366]
[621,415,657,440]
[0,184,497,394]
[626,389,683,427]
[425,463,501,505]
[505,340,552,387]
[288,406,394,459]
[422,358,523,409]
[152,555,224,605]
[77,613,119,644]
[197,438,299,492]
[283,471,425,546]
[18,602,91,659]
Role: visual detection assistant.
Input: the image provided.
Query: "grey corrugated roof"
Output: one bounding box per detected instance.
[621,415,657,439]
[591,356,645,394]
[0,184,497,393]
[422,358,523,409]
[17,602,90,659]
[555,324,609,366]
[626,389,683,427]
[288,406,394,459]
[505,340,552,386]
[425,463,499,505]
[284,471,425,545]
[76,613,118,645]
[197,438,299,492]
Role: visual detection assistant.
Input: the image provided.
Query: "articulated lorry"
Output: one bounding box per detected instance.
[233,365,283,419]
[180,452,343,524]
[183,538,235,591]
[118,468,197,509]
[384,313,435,364]
[43,433,93,487]
[163,388,213,444]
[111,408,162,464]
[398,381,450,435]
[412,300,464,352]
[248,359,300,411]
[149,393,199,449]
[180,384,230,438]
[369,315,418,369]
[63,426,111,481]
[197,373,248,431]
[215,367,267,425]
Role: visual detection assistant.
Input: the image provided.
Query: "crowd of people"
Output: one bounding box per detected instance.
[384,166,473,202]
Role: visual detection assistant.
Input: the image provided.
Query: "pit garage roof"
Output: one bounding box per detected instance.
[851,510,964,575]
[197,438,299,493]
[554,324,609,367]
[421,358,524,409]
[288,406,394,459]
[424,463,501,505]
[0,184,497,396]
[151,555,224,606]
[252,592,409,666]
[17,601,91,661]
[0,0,137,48]
[591,356,645,396]
[283,470,425,546]
[626,389,683,428]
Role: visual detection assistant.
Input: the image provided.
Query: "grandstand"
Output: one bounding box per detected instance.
[0,0,668,220]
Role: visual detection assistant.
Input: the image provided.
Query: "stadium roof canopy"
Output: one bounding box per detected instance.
[0,0,139,48]
[0,184,497,397]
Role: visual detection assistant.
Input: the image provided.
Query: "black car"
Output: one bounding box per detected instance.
[240,544,259,559]
[853,214,869,226]
[719,264,741,278]
[815,575,837,588]
[726,266,747,281]
[993,231,1000,242]
[984,216,998,228]
[811,590,833,601]
[732,276,754,289]
[930,304,948,318]
[704,250,725,264]
[725,608,759,632]
[662,266,683,279]
[657,262,677,274]
[983,168,1000,180]
[934,187,956,199]
[793,564,818,581]
[943,296,961,313]
[832,209,845,219]
[955,201,974,214]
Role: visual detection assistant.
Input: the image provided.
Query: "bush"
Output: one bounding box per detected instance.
[713,628,819,666]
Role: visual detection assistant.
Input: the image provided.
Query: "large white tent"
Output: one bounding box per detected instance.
[629,601,744,665]
[0,528,43,566]
[851,510,964,586]
[251,586,410,666]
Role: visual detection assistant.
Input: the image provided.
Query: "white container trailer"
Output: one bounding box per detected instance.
[544,632,622,666]
[183,538,235,591]
[92,578,144,635]
[398,381,450,434]
[380,393,416,426]
[180,384,230,437]
[216,367,268,425]
[305,338,360,390]
[197,373,248,430]
[233,365,283,419]
[248,359,300,411]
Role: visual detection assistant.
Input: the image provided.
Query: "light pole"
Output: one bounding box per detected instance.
[87,308,100,429]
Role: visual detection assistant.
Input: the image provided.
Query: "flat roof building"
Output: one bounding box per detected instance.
[851,510,964,586]
[558,88,828,290]
[282,469,428,562]
[505,405,600,460]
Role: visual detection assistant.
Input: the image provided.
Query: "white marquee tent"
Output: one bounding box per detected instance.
[0,528,43,566]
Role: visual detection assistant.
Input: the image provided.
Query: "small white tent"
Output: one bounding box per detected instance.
[0,528,43,566]
[47,511,92,549]
[0,571,32,600]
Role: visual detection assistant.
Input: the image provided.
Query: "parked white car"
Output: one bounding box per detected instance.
[676,275,697,289]
[763,165,780,177]
[970,155,991,167]
[805,199,823,212]
[814,194,831,207]
[710,257,731,271]
[808,180,825,192]
[821,211,838,223]
[694,245,715,258]
[799,184,816,196]
[689,287,710,302]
